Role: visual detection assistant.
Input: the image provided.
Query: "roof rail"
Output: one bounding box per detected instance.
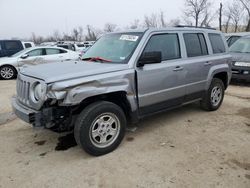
[175,25,216,30]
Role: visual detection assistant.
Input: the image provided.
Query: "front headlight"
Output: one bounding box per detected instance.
[33,83,45,101]
[234,62,250,67]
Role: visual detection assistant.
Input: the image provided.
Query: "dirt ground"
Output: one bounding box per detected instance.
[0,80,249,188]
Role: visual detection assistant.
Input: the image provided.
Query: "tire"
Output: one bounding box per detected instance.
[74,101,126,156]
[0,65,17,80]
[200,78,225,111]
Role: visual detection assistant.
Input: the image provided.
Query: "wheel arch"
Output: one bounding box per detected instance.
[73,91,137,123]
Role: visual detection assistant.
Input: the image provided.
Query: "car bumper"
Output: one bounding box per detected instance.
[232,68,250,82]
[11,97,42,126]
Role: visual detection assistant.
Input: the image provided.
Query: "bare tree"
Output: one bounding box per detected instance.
[239,0,250,31]
[168,18,181,26]
[85,25,101,41]
[229,2,243,32]
[72,28,79,41]
[143,12,167,28]
[128,19,140,29]
[144,13,159,28]
[53,30,61,41]
[223,10,232,33]
[103,23,117,33]
[31,32,44,44]
[184,0,212,27]
[159,11,167,27]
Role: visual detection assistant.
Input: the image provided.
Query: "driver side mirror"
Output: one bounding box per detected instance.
[138,51,162,67]
[20,54,29,59]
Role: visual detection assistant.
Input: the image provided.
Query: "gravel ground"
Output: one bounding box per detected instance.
[0,80,249,188]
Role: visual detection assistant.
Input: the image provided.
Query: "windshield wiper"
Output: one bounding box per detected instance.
[81,57,112,63]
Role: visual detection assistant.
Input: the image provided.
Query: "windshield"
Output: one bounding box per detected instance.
[82,32,143,63]
[11,48,31,57]
[229,38,250,53]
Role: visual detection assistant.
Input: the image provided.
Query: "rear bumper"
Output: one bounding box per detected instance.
[12,97,42,126]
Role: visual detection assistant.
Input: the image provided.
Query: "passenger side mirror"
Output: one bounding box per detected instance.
[138,51,162,67]
[20,54,29,59]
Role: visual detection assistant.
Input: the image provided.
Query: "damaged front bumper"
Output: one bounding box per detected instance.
[12,97,43,127]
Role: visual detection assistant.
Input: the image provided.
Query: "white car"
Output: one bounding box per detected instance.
[0,46,80,80]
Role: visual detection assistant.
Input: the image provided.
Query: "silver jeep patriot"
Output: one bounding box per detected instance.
[12,27,232,156]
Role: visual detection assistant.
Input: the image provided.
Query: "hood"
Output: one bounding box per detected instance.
[0,57,17,66]
[230,52,250,62]
[20,61,130,83]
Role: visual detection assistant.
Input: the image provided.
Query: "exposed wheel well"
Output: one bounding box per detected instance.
[213,72,228,89]
[74,91,133,122]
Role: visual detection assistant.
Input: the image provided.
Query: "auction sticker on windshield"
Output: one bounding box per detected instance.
[120,35,139,42]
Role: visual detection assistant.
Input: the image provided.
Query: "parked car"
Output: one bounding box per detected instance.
[0,40,24,58]
[0,46,80,79]
[12,28,231,156]
[229,35,250,82]
[225,32,250,47]
[22,41,35,48]
[57,43,76,51]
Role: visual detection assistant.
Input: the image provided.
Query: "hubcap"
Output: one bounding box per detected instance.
[89,113,120,148]
[0,67,14,79]
[211,86,222,106]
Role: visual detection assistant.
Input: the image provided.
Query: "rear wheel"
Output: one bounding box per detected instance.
[74,101,126,156]
[200,78,225,111]
[0,65,16,80]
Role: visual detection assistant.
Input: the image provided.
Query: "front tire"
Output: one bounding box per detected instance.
[0,65,16,80]
[74,101,126,156]
[200,78,225,111]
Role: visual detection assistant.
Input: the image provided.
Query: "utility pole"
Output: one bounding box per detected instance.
[219,2,223,31]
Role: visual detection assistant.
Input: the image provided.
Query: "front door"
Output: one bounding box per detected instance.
[136,33,186,116]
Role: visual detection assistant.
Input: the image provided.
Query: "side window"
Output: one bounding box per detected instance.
[45,48,60,55]
[0,43,2,50]
[27,49,43,57]
[5,41,21,50]
[228,36,240,47]
[208,33,226,54]
[24,43,32,48]
[184,33,208,57]
[60,49,67,53]
[143,34,181,61]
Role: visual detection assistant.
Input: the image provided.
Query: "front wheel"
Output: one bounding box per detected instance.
[74,101,126,156]
[200,78,225,111]
[0,65,17,80]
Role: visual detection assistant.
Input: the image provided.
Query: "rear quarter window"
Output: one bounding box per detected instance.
[209,33,226,54]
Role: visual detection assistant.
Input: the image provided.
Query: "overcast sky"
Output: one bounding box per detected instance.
[0,0,231,39]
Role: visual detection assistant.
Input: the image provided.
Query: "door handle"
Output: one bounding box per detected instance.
[173,66,183,71]
[204,61,212,66]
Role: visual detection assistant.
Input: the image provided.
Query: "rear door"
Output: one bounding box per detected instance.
[136,32,186,116]
[182,32,211,101]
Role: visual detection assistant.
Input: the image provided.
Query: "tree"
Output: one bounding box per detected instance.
[239,0,250,31]
[184,0,212,27]
[85,25,101,41]
[144,13,159,28]
[143,12,167,28]
[229,2,243,32]
[128,19,140,29]
[103,23,117,33]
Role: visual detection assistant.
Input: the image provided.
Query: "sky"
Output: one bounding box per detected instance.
[0,0,232,39]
